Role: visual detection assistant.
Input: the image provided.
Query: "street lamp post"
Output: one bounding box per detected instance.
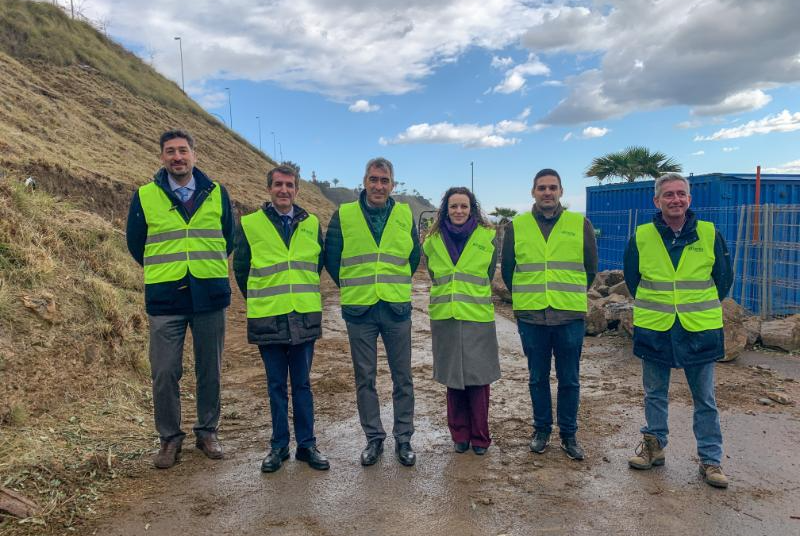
[256,116,262,151]
[278,142,283,162]
[271,131,277,159]
[173,36,184,93]
[224,87,233,129]
[470,161,474,192]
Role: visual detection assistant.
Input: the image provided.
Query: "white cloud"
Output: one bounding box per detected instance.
[562,132,573,142]
[691,89,772,116]
[764,159,800,173]
[81,0,551,99]
[722,146,740,152]
[491,56,513,69]
[694,110,800,141]
[540,80,563,87]
[531,1,800,124]
[492,53,550,94]
[380,110,532,148]
[676,120,703,129]
[349,99,380,113]
[691,150,705,156]
[581,126,609,138]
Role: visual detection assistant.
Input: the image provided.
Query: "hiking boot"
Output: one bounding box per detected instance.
[529,431,550,454]
[628,434,665,470]
[699,464,729,489]
[560,436,585,461]
[153,439,182,469]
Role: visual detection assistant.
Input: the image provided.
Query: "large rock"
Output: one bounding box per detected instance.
[743,317,762,347]
[760,315,800,352]
[593,270,625,289]
[608,281,632,298]
[585,302,608,336]
[618,307,634,337]
[491,271,511,303]
[720,298,748,362]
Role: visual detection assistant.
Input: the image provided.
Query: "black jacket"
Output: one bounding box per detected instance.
[126,167,234,316]
[623,210,733,368]
[324,191,421,323]
[233,203,324,346]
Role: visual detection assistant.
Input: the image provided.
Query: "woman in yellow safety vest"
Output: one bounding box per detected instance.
[422,187,501,455]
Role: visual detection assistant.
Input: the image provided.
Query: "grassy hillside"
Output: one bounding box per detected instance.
[0,0,335,224]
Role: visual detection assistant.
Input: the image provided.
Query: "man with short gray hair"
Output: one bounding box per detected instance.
[623,173,733,488]
[324,157,421,467]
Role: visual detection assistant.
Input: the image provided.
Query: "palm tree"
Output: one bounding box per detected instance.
[490,207,517,225]
[332,178,340,187]
[586,146,682,183]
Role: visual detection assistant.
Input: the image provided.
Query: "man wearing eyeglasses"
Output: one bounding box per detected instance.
[324,157,421,467]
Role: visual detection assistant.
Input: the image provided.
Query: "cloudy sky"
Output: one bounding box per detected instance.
[72,0,800,212]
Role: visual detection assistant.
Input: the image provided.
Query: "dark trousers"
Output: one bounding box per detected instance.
[346,309,415,443]
[259,341,316,450]
[148,309,225,442]
[447,385,491,448]
[518,319,584,438]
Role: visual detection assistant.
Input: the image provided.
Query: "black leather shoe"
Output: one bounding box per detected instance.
[560,437,585,461]
[360,440,384,466]
[260,446,290,473]
[454,442,469,453]
[529,431,550,454]
[472,445,488,455]
[296,447,330,471]
[395,442,416,467]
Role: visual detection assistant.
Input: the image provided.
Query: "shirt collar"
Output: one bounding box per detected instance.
[270,203,294,219]
[167,173,196,193]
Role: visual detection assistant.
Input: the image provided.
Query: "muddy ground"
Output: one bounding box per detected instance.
[89,274,800,536]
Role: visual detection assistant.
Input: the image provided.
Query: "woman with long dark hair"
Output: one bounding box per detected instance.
[422,187,500,455]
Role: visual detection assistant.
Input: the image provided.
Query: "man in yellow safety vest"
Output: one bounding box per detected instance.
[233,164,328,474]
[324,157,421,467]
[126,130,234,469]
[623,173,733,489]
[501,168,598,461]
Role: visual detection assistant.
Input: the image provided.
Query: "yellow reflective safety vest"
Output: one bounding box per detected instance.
[139,182,228,284]
[423,226,495,322]
[633,221,722,332]
[241,210,321,318]
[339,201,413,305]
[511,210,587,312]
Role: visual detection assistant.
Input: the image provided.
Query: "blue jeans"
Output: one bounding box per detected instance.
[259,341,316,450]
[641,359,723,465]
[518,320,584,438]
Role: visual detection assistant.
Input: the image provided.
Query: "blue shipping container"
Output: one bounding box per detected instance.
[586,173,800,316]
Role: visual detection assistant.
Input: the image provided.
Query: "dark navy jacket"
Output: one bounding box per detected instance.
[623,210,733,368]
[232,203,324,346]
[126,167,235,316]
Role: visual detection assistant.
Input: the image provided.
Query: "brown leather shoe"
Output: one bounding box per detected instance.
[196,434,224,459]
[153,439,182,469]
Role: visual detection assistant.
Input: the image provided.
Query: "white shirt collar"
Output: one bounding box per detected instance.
[167,173,196,192]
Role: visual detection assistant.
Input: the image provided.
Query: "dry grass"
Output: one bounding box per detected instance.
[0,177,153,534]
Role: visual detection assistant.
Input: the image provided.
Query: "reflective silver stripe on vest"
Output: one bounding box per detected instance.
[548,282,586,293]
[639,280,674,291]
[634,298,721,314]
[640,279,715,291]
[146,228,224,245]
[250,260,318,278]
[432,273,490,286]
[547,261,585,272]
[247,283,320,299]
[512,284,547,293]
[144,252,187,265]
[430,294,493,305]
[340,274,413,287]
[515,263,545,273]
[341,253,409,267]
[188,250,227,261]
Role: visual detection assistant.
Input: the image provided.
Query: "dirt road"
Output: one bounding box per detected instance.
[91,275,800,536]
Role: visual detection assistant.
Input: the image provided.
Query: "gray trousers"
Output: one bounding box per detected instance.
[148,309,225,442]
[346,311,415,443]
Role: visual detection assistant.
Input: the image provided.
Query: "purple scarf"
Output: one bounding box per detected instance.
[441,216,478,265]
